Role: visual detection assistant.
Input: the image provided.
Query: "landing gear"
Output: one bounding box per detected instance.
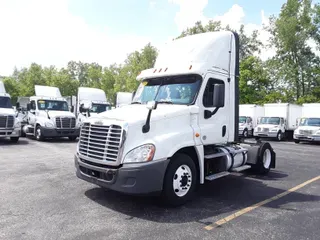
[10,137,19,143]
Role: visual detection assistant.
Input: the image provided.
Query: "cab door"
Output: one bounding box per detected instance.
[28,100,37,126]
[198,73,230,145]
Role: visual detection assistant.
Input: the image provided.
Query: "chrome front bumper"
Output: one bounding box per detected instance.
[0,127,20,138]
[294,134,320,141]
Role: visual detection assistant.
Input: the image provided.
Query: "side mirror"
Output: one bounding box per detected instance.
[146,101,157,110]
[27,103,31,111]
[212,84,225,108]
[71,106,74,113]
[16,102,20,109]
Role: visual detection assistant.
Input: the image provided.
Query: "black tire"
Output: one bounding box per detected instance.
[252,142,273,175]
[276,131,282,141]
[69,136,77,141]
[294,139,300,144]
[10,137,19,143]
[243,129,248,138]
[35,125,44,141]
[161,153,197,206]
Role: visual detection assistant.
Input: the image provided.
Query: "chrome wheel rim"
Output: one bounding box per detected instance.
[173,165,192,197]
[263,149,271,169]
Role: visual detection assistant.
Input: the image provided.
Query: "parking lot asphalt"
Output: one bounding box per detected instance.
[0,138,319,240]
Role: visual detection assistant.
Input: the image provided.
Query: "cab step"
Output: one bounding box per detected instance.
[205,171,230,181]
[230,165,251,173]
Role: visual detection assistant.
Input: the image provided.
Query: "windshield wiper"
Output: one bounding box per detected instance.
[157,100,173,104]
[131,101,142,104]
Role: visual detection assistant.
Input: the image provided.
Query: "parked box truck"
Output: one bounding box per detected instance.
[254,103,302,141]
[74,31,276,206]
[239,104,264,138]
[294,103,320,143]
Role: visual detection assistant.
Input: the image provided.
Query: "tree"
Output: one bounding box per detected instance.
[267,0,320,101]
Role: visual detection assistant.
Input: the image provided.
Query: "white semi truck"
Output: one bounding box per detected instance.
[74,31,276,206]
[74,87,111,126]
[23,85,80,141]
[254,103,302,141]
[294,103,320,143]
[0,81,21,142]
[239,104,264,138]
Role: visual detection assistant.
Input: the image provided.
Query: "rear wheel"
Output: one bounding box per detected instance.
[252,142,273,175]
[294,139,300,144]
[10,137,19,143]
[161,153,197,206]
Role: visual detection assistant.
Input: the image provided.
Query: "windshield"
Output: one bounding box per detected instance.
[37,100,69,111]
[299,118,320,127]
[239,116,247,123]
[132,74,202,105]
[0,96,12,108]
[260,117,280,125]
[90,103,111,113]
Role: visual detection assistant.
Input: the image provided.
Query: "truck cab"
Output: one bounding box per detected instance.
[238,116,253,137]
[75,87,111,126]
[74,31,276,206]
[254,117,285,141]
[23,85,80,141]
[294,103,320,143]
[0,81,21,142]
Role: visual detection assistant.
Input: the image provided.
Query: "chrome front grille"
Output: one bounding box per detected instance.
[79,123,122,162]
[56,117,76,128]
[299,130,313,135]
[262,128,269,132]
[0,115,14,128]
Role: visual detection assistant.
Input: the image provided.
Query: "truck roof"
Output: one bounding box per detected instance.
[35,85,62,98]
[137,31,237,80]
[78,87,108,103]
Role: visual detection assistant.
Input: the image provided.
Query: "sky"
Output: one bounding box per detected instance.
[0,0,288,76]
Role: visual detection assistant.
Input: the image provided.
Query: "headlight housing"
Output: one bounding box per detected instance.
[14,119,21,128]
[123,144,155,163]
[45,121,55,128]
[270,128,278,132]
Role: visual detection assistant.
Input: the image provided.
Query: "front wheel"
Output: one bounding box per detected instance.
[35,126,44,141]
[276,131,282,141]
[294,139,300,144]
[243,129,248,138]
[10,137,19,143]
[161,153,197,206]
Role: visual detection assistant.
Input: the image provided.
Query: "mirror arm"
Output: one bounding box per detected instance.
[142,109,152,133]
[204,107,220,119]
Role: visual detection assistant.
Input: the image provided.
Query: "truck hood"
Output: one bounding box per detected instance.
[94,104,191,124]
[0,108,15,116]
[44,110,75,118]
[256,124,279,129]
[296,126,320,132]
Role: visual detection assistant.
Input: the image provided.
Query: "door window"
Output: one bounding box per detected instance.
[202,78,225,108]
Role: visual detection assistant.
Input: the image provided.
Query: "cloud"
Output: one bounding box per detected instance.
[168,1,275,60]
[0,0,152,76]
[168,0,209,32]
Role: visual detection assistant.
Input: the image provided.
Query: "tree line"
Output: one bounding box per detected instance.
[2,0,320,106]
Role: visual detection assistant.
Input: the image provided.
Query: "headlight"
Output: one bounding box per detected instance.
[45,121,54,128]
[270,128,278,132]
[14,119,21,128]
[123,144,155,163]
[315,131,320,135]
[239,126,244,130]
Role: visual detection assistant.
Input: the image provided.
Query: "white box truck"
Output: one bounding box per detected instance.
[254,103,302,141]
[75,87,111,126]
[23,85,80,141]
[293,103,320,143]
[239,104,264,138]
[0,81,21,142]
[74,31,277,206]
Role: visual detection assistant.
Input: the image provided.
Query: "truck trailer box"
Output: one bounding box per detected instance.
[302,103,320,118]
[263,103,302,131]
[239,104,264,126]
